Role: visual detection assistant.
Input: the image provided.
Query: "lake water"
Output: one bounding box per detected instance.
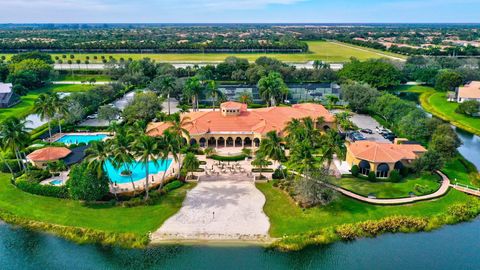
[1,218,479,269]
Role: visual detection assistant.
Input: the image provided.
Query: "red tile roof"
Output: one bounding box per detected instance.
[458,81,480,99]
[147,102,335,137]
[348,141,426,163]
[27,147,72,162]
[220,101,247,111]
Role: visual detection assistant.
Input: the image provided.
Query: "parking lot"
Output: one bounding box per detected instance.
[350,114,391,143]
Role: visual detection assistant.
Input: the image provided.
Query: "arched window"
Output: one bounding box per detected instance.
[208,137,216,148]
[235,137,242,147]
[218,137,225,148]
[190,138,197,146]
[394,161,404,171]
[253,138,260,147]
[323,125,330,131]
[358,160,371,175]
[226,137,234,147]
[199,138,206,147]
[376,163,390,178]
[244,137,252,147]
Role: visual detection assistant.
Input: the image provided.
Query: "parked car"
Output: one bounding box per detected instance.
[383,132,396,141]
[349,132,366,142]
[360,128,373,134]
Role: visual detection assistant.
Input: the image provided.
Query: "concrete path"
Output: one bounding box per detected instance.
[291,170,451,205]
[151,174,271,243]
[52,81,109,85]
[326,170,451,205]
[451,184,480,197]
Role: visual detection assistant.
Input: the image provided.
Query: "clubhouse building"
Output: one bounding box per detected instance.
[147,101,335,148]
[455,81,480,103]
[346,139,427,178]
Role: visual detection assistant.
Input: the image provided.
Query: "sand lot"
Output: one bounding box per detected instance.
[151,176,270,242]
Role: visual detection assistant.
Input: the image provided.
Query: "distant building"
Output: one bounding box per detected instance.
[27,147,72,168]
[200,83,341,104]
[455,81,480,103]
[0,83,20,108]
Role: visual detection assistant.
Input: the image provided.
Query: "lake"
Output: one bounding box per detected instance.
[1,218,479,269]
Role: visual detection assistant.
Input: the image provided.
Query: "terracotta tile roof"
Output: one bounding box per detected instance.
[458,81,480,99]
[220,101,247,111]
[27,147,72,162]
[348,141,426,163]
[147,103,334,137]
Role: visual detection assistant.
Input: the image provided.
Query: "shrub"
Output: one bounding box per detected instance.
[336,224,361,240]
[0,159,22,173]
[351,165,359,176]
[210,154,246,162]
[389,170,401,182]
[399,166,409,177]
[163,180,184,192]
[68,162,109,201]
[16,180,69,198]
[367,171,376,181]
[22,169,52,183]
[272,168,288,179]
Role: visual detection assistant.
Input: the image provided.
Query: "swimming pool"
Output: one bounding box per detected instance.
[49,179,63,185]
[104,159,173,184]
[55,134,108,145]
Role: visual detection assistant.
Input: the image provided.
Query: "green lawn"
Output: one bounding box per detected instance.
[443,158,480,188]
[57,74,112,82]
[0,173,193,236]
[0,41,405,63]
[257,182,473,238]
[397,85,480,136]
[0,84,95,123]
[328,174,441,199]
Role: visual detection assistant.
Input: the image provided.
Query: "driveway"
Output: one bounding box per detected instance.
[151,175,270,242]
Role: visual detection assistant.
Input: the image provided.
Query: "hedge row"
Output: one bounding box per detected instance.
[163,180,184,192]
[209,154,247,162]
[0,159,22,173]
[15,180,69,198]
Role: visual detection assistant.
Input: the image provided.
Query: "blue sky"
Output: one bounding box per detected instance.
[0,0,479,23]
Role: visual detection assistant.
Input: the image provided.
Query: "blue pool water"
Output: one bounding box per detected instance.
[49,180,63,185]
[104,159,173,184]
[56,134,107,144]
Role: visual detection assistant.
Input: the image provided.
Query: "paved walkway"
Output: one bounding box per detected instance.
[292,170,451,205]
[52,81,109,85]
[451,184,480,197]
[151,173,271,243]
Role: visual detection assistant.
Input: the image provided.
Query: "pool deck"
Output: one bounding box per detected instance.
[46,132,111,143]
[40,171,69,186]
[110,156,179,195]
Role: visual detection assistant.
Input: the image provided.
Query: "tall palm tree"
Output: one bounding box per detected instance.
[110,127,137,193]
[183,152,199,180]
[184,77,203,112]
[133,135,159,201]
[150,75,176,115]
[50,93,68,133]
[257,72,288,107]
[34,93,55,138]
[0,117,30,172]
[85,140,118,200]
[166,116,191,140]
[258,131,286,177]
[320,129,346,170]
[161,130,183,181]
[205,80,223,111]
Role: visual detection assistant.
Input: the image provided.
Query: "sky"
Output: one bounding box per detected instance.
[0,0,479,23]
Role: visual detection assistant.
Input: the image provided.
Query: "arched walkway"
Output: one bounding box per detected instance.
[226,137,234,147]
[253,138,260,148]
[235,137,243,147]
[244,137,252,147]
[199,138,206,148]
[190,138,197,146]
[208,137,216,148]
[217,137,225,148]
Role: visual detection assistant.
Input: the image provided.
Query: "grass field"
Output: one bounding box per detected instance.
[0,84,95,123]
[57,74,112,82]
[397,85,480,136]
[0,173,193,236]
[0,41,406,63]
[257,182,473,238]
[328,173,441,199]
[443,158,480,188]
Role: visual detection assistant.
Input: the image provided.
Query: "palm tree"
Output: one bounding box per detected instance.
[34,93,55,138]
[0,117,30,172]
[184,77,203,112]
[238,91,253,104]
[325,94,339,110]
[205,80,224,111]
[50,93,68,133]
[166,116,191,140]
[257,72,288,107]
[150,75,176,115]
[258,131,286,177]
[85,140,117,200]
[320,129,346,170]
[183,152,199,180]
[133,135,159,201]
[252,152,269,179]
[110,127,137,194]
[162,129,183,180]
